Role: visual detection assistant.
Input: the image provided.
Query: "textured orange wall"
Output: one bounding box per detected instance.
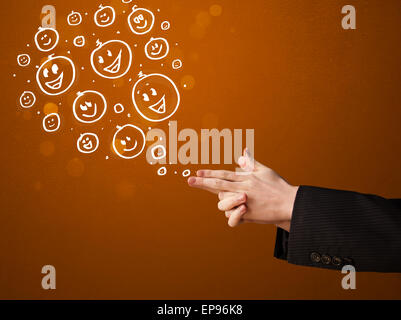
[1,0,400,299]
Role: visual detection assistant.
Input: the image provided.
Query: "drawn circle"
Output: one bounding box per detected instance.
[182,169,191,177]
[112,124,146,159]
[90,40,132,79]
[94,5,116,27]
[17,54,31,67]
[114,103,124,113]
[145,37,169,60]
[161,21,170,30]
[172,59,182,70]
[34,27,59,52]
[151,145,166,160]
[128,6,155,35]
[132,73,180,122]
[157,167,167,176]
[36,55,76,96]
[43,113,60,132]
[77,133,99,154]
[19,91,36,108]
[73,36,85,47]
[72,90,107,123]
[68,11,82,26]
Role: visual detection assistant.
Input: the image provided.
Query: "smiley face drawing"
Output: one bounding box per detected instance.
[34,27,59,52]
[73,36,85,47]
[19,91,36,108]
[172,59,183,70]
[94,5,115,27]
[43,113,60,132]
[90,40,132,79]
[77,133,99,154]
[112,124,146,159]
[72,90,107,124]
[36,55,76,96]
[128,6,154,35]
[67,11,82,26]
[17,54,31,67]
[132,73,180,122]
[145,37,169,60]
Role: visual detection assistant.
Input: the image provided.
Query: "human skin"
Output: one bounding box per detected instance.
[187,149,299,232]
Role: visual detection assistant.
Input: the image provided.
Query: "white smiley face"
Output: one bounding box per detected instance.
[73,36,85,47]
[34,27,59,52]
[43,113,60,132]
[19,91,36,108]
[145,37,169,60]
[73,90,107,124]
[128,6,155,35]
[90,40,132,79]
[112,124,146,159]
[17,54,31,67]
[68,11,82,26]
[77,133,99,154]
[36,55,76,96]
[94,5,116,27]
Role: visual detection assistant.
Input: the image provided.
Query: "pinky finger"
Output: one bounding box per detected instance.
[227,204,247,227]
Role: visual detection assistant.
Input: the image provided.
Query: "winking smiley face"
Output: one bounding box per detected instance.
[34,27,59,52]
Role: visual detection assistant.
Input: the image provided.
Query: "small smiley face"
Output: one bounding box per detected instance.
[17,54,31,67]
[112,124,146,159]
[36,55,76,96]
[77,133,99,154]
[161,21,170,31]
[43,113,60,132]
[94,5,115,27]
[172,59,182,70]
[73,36,85,47]
[19,91,36,108]
[67,11,82,26]
[34,27,59,52]
[132,73,180,122]
[73,90,107,123]
[145,37,169,60]
[128,6,154,35]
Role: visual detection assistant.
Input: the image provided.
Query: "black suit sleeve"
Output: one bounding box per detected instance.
[274,186,401,273]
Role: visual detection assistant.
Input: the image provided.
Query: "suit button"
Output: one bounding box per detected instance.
[321,254,332,265]
[332,256,342,266]
[310,252,321,263]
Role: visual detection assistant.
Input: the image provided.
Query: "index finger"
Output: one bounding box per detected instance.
[188,177,243,193]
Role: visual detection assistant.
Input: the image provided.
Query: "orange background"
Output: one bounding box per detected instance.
[1,0,401,299]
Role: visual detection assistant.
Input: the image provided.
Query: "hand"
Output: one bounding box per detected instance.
[187,149,299,231]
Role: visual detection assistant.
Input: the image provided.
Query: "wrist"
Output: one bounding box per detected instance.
[278,185,299,232]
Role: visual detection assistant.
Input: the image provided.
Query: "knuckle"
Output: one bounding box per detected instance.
[205,170,212,177]
[222,171,231,180]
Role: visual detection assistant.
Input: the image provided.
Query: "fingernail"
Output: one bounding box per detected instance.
[196,170,203,177]
[187,177,196,185]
